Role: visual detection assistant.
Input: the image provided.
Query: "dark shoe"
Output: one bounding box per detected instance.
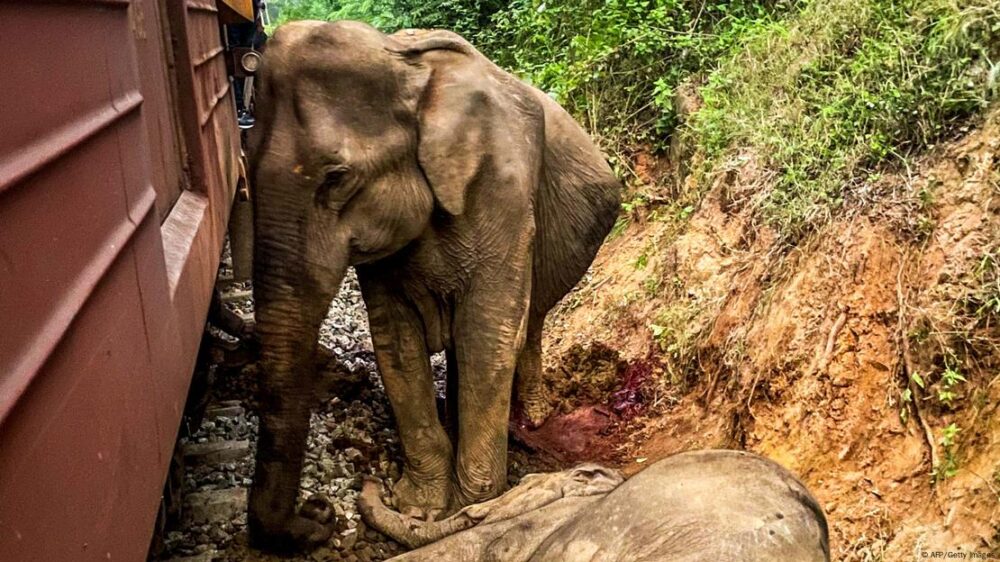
[238,111,255,129]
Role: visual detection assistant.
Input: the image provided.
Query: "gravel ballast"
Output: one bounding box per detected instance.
[157,270,406,562]
[156,266,552,562]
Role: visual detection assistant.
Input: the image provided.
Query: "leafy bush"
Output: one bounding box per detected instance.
[688,0,1000,242]
[272,0,507,37]
[480,0,797,156]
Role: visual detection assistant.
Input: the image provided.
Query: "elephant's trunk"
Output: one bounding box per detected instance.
[357,467,625,549]
[358,478,482,549]
[247,201,349,541]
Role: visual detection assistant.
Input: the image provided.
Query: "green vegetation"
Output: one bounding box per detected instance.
[907,361,967,480]
[480,1,798,156]
[936,422,962,480]
[970,247,1000,321]
[689,0,1000,241]
[937,364,967,404]
[907,243,1000,480]
[649,288,708,385]
[271,0,507,38]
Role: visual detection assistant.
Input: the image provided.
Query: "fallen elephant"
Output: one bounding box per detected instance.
[358,449,830,561]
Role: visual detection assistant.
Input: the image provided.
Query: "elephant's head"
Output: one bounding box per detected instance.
[248,21,504,361]
[246,20,520,548]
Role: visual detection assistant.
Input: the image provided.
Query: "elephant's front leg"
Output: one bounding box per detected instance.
[453,267,532,505]
[361,274,455,519]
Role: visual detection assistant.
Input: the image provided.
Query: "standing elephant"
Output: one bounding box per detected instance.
[246,20,621,551]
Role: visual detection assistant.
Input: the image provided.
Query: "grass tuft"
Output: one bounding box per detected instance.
[688,0,1000,242]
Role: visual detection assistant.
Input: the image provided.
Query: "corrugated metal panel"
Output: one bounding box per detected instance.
[134,0,190,221]
[0,0,238,559]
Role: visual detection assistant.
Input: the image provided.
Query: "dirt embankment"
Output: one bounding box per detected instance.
[160,110,998,562]
[527,108,1000,560]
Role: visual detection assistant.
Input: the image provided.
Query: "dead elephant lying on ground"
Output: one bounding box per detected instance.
[358,450,830,562]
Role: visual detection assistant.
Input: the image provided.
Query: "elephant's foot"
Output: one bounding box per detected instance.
[518,389,554,429]
[248,493,336,553]
[392,469,454,521]
[455,471,505,508]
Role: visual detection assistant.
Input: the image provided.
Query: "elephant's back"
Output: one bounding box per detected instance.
[528,88,622,317]
[528,449,830,562]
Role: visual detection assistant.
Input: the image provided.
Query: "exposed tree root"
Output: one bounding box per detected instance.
[895,254,939,481]
[818,309,849,375]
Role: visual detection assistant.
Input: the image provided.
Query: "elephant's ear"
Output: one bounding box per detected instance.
[416,76,487,215]
[390,32,492,216]
[563,464,625,497]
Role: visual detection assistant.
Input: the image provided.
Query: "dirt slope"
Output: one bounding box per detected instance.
[531,107,1000,560]
[160,110,998,562]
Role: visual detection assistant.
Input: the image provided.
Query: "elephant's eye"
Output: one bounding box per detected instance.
[315,166,349,208]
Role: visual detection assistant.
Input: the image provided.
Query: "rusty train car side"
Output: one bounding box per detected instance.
[0,1,253,560]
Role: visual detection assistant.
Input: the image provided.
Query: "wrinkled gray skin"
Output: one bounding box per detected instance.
[360,450,830,562]
[247,21,621,551]
[359,464,625,550]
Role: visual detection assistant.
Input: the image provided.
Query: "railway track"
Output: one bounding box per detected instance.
[155,270,407,562]
[155,265,555,562]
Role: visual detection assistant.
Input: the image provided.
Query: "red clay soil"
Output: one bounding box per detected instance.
[530,108,1000,560]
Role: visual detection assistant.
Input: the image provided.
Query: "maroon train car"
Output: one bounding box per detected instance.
[0,1,253,560]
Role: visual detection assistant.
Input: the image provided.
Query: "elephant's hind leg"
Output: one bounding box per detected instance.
[515,319,552,428]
